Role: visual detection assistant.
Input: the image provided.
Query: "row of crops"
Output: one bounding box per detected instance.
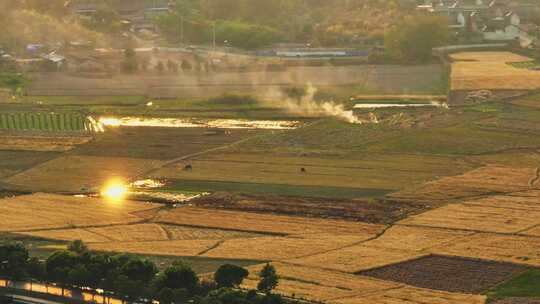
[0,112,102,133]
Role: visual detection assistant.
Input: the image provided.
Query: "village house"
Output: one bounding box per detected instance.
[417,0,526,42]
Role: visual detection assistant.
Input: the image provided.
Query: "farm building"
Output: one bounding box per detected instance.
[418,0,525,42]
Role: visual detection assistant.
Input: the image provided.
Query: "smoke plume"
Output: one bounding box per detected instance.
[268,84,362,124]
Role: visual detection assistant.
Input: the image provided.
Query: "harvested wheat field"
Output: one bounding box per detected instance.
[451,52,540,90]
[19,228,112,243]
[390,165,536,204]
[0,135,92,152]
[288,225,475,273]
[242,262,400,301]
[202,233,372,261]
[21,223,263,244]
[434,233,540,267]
[400,191,540,233]
[162,224,262,240]
[0,193,158,232]
[89,239,219,257]
[289,244,425,273]
[360,255,530,294]
[3,155,163,192]
[363,226,474,252]
[332,286,487,304]
[155,207,384,235]
[22,224,169,243]
[523,225,540,237]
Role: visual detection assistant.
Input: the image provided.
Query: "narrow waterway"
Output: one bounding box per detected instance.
[98,117,300,130]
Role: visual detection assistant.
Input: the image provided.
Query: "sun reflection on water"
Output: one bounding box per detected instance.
[101,180,128,202]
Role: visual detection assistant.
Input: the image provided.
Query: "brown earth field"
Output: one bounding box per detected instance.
[150,152,473,192]
[72,127,265,160]
[2,155,164,193]
[190,192,426,224]
[26,65,444,97]
[0,134,93,152]
[359,255,530,294]
[0,150,59,179]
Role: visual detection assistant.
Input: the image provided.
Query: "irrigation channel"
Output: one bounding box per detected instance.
[0,279,122,304]
[98,117,300,130]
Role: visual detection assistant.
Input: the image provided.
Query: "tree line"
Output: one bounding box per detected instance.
[0,240,288,304]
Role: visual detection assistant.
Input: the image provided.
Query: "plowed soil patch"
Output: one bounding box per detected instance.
[360,255,529,294]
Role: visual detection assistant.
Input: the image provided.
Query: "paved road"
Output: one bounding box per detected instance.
[8,295,62,304]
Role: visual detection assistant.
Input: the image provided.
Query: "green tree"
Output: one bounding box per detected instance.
[214,264,249,288]
[157,287,175,304]
[122,48,138,73]
[215,20,282,49]
[0,242,29,280]
[26,257,46,281]
[68,240,88,254]
[45,251,78,284]
[120,258,158,284]
[154,261,199,294]
[384,15,449,63]
[68,265,92,288]
[257,263,278,294]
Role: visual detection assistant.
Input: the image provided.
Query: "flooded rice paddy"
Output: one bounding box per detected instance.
[98,117,300,130]
[354,102,448,109]
[129,179,209,203]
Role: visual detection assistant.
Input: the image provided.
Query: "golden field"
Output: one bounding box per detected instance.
[3,155,163,192]
[433,233,540,267]
[242,262,400,301]
[288,226,477,273]
[155,207,384,236]
[89,239,219,257]
[0,193,158,232]
[332,286,486,304]
[399,191,540,233]
[450,52,540,90]
[390,165,535,203]
[243,263,485,304]
[21,223,264,244]
[289,244,425,273]
[202,233,371,261]
[4,188,539,304]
